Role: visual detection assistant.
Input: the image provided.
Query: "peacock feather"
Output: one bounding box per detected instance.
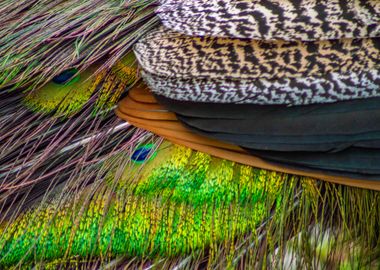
[1,0,380,268]
[0,140,289,267]
[1,139,380,268]
[0,51,140,210]
[24,52,138,116]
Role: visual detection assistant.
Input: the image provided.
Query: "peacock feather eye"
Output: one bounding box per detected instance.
[52,68,80,85]
[23,57,138,116]
[131,144,157,164]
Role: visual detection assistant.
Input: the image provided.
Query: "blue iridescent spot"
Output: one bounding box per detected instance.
[52,68,79,85]
[131,144,156,163]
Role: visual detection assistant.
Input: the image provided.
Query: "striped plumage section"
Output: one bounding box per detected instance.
[157,0,380,40]
[135,27,380,105]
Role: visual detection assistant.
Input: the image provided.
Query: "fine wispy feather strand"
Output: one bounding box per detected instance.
[0,0,159,90]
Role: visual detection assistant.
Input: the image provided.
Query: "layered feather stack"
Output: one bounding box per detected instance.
[134,0,380,180]
[1,0,380,269]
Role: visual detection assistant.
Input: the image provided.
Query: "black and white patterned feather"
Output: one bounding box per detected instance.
[157,0,380,41]
[135,27,380,105]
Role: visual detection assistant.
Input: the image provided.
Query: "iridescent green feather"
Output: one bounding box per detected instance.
[23,52,138,116]
[1,141,380,268]
[0,142,289,268]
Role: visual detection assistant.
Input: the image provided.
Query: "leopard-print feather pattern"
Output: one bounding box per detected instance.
[134,27,380,81]
[142,70,380,106]
[157,0,380,41]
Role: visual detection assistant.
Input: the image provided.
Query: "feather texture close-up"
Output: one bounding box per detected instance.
[1,0,380,269]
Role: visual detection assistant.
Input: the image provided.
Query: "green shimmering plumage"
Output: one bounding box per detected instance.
[0,142,289,267]
[2,141,379,268]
